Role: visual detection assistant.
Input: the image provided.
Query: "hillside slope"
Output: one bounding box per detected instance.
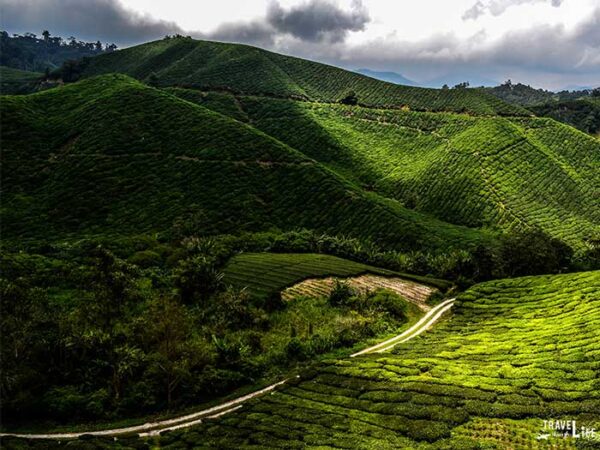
[164,270,600,448]
[0,74,489,251]
[74,37,528,116]
[174,91,600,250]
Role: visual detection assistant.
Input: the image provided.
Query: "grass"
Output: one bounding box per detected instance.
[0,74,495,254]
[77,37,528,116]
[156,270,600,448]
[222,253,450,299]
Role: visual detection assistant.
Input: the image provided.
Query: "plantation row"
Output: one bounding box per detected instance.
[78,37,528,116]
[159,271,600,449]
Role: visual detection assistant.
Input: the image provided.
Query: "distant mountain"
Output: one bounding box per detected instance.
[354,68,420,87]
[563,85,594,91]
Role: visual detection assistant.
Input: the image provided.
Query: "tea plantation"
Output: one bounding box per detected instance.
[159,271,600,449]
[1,35,599,449]
[224,96,600,251]
[74,37,528,116]
[0,74,493,253]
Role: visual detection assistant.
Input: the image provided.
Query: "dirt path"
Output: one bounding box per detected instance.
[1,298,455,441]
[351,298,455,357]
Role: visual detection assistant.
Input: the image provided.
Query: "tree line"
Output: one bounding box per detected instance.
[0,30,117,73]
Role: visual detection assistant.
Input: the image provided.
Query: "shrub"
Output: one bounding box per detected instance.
[340,90,359,105]
[128,250,162,268]
[368,289,408,320]
[328,279,355,306]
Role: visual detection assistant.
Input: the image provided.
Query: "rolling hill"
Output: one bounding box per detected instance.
[156,270,600,449]
[0,74,490,252]
[171,91,600,251]
[72,37,528,116]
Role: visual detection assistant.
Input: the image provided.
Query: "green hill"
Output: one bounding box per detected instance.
[0,74,489,252]
[173,91,600,251]
[73,37,528,116]
[160,270,600,448]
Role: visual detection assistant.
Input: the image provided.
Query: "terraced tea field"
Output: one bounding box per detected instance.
[282,274,437,310]
[237,97,600,249]
[0,74,493,253]
[223,253,447,300]
[169,271,600,449]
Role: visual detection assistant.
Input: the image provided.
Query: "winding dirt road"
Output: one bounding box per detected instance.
[1,298,455,440]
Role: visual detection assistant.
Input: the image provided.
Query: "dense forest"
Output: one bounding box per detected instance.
[0,30,116,73]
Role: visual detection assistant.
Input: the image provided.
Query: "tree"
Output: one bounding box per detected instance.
[174,256,224,303]
[442,84,449,90]
[500,228,573,277]
[95,40,103,51]
[42,30,50,42]
[143,296,193,408]
[328,279,355,306]
[70,247,141,402]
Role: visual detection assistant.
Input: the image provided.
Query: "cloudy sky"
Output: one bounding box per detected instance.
[1,0,599,89]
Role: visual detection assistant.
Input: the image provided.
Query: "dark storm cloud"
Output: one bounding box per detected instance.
[207,0,370,45]
[0,0,183,45]
[463,0,564,20]
[266,0,369,42]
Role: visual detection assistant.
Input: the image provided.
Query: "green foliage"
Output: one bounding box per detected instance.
[0,244,419,426]
[499,228,573,276]
[339,90,358,105]
[531,98,600,135]
[174,256,224,304]
[233,96,599,253]
[0,30,111,73]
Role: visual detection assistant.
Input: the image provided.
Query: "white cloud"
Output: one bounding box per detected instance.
[463,0,564,20]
